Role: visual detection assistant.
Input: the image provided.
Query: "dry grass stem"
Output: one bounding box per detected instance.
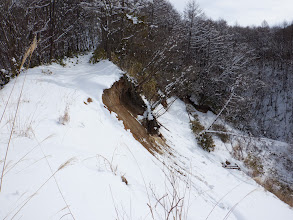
[0,36,38,192]
[222,188,258,220]
[33,133,76,220]
[6,158,75,220]
[3,135,54,176]
[58,158,76,171]
[19,36,38,71]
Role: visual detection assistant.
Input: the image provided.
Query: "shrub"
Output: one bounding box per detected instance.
[141,77,158,100]
[190,119,205,134]
[110,52,120,66]
[196,133,215,152]
[212,124,230,143]
[90,48,107,63]
[57,58,66,67]
[190,119,215,151]
[232,143,244,160]
[127,61,143,78]
[244,154,264,177]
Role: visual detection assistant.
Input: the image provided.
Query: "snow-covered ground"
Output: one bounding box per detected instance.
[0,54,292,219]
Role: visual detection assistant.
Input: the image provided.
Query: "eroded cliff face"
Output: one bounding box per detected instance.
[102,76,167,155]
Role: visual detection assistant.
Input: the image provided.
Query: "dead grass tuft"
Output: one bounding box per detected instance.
[87,97,93,103]
[149,169,191,220]
[121,175,128,185]
[96,154,118,176]
[59,106,70,125]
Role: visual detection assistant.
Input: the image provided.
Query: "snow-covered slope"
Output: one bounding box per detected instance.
[0,54,292,220]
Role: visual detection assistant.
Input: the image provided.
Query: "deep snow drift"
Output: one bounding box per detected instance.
[0,54,292,219]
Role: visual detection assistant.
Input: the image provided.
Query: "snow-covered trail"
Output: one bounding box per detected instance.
[0,54,292,220]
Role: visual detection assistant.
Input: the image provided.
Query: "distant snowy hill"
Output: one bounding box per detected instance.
[0,54,292,220]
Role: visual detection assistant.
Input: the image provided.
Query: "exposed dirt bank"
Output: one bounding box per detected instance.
[102,77,168,155]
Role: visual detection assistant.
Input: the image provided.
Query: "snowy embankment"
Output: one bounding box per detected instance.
[0,54,292,220]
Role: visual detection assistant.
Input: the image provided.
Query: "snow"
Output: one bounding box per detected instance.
[141,95,154,121]
[126,14,141,24]
[0,54,292,219]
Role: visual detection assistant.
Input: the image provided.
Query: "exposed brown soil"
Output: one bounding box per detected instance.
[102,77,168,155]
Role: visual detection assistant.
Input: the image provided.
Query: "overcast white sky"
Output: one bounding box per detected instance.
[169,0,293,27]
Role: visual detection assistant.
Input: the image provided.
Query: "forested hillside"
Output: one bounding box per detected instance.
[1,0,292,143]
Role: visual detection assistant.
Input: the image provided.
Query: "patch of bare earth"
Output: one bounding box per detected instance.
[102,77,169,156]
